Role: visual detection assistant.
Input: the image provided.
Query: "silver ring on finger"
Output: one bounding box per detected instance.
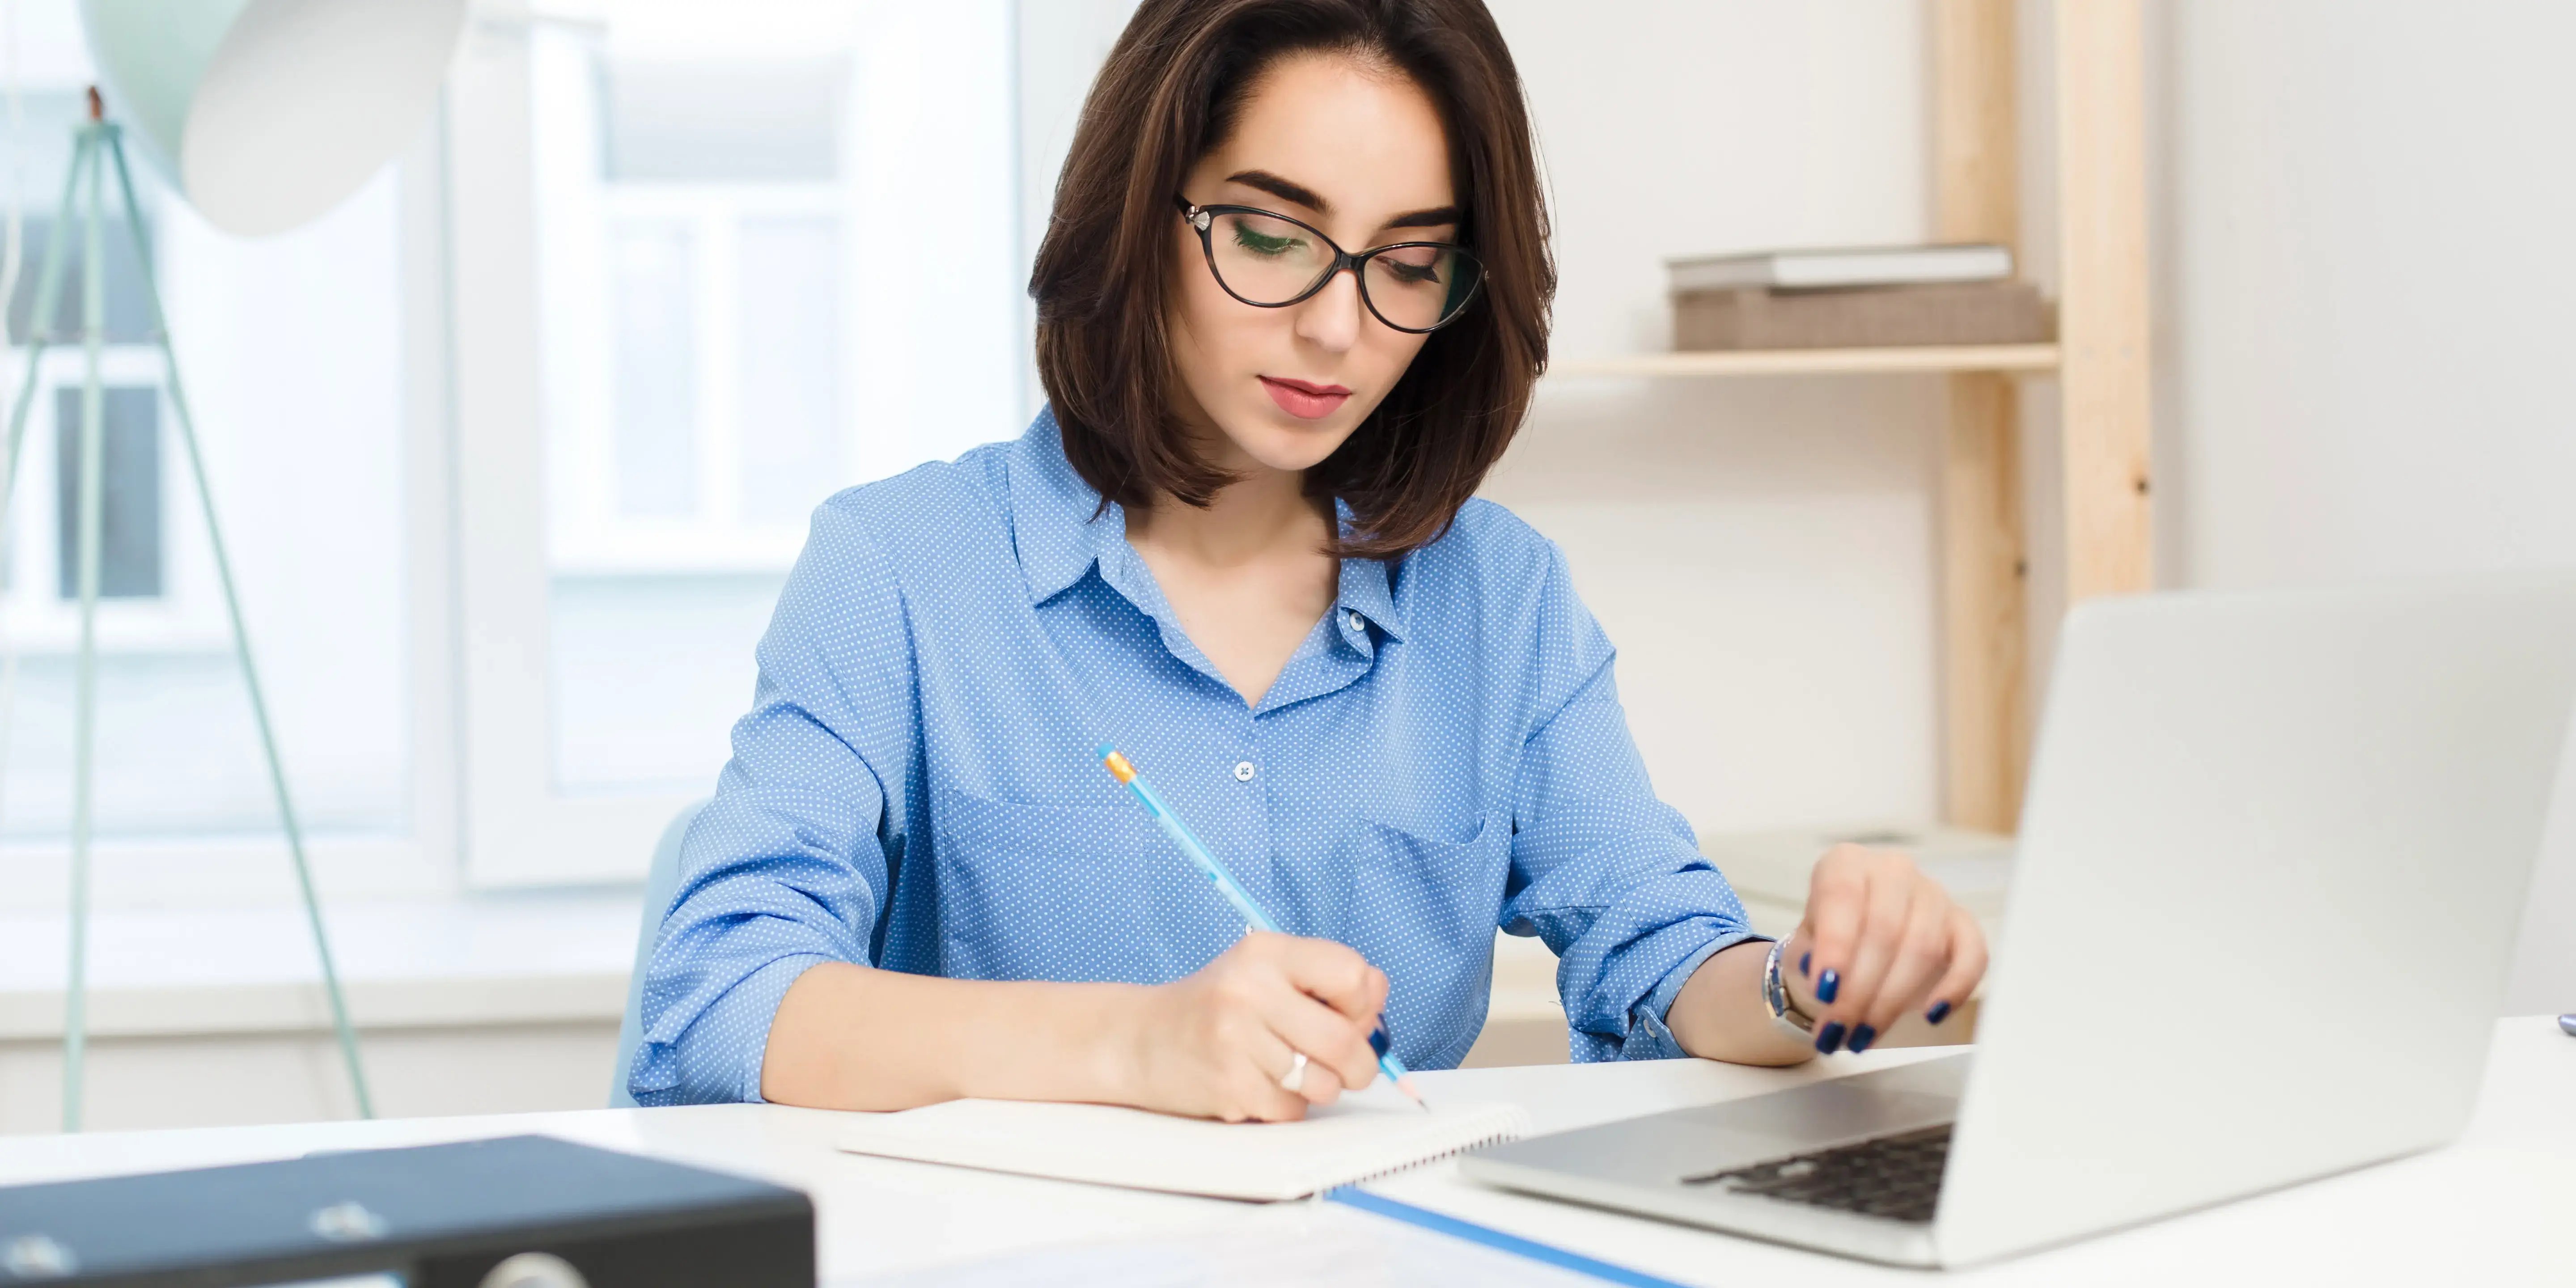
[1279,1051,1308,1093]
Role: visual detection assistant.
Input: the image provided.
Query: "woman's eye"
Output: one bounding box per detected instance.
[1385,261,1442,285]
[1230,224,1303,257]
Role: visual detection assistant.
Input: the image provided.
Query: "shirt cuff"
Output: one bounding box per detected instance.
[647,952,833,1106]
[1626,928,1767,1061]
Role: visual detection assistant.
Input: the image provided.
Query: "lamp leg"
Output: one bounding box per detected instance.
[64,122,110,1135]
[100,127,374,1118]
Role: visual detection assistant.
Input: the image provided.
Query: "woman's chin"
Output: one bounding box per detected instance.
[1221,411,1362,475]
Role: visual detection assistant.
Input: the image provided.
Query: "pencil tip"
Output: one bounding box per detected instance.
[1398,1076,1426,1108]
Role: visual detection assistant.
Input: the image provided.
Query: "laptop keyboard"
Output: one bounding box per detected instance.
[1686,1123,1952,1224]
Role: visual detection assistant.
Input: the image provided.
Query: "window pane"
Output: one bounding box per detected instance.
[611,221,699,518]
[736,215,841,525]
[52,386,161,599]
[604,58,844,182]
[6,216,156,346]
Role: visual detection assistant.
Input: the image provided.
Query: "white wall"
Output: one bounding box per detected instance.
[2152,2,2576,1014]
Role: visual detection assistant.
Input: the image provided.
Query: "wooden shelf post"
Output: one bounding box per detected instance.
[2055,0,2155,600]
[1932,0,2029,832]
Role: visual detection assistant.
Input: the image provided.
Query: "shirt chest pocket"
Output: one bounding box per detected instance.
[1269,813,1513,946]
[923,782,1237,980]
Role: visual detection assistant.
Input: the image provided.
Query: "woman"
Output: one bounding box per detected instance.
[633,0,1986,1120]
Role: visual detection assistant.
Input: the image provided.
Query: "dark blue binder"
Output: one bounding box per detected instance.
[0,1134,812,1286]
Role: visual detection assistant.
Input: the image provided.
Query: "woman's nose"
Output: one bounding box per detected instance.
[1293,266,1365,352]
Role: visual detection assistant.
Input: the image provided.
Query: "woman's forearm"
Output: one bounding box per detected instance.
[761,961,1144,1110]
[1665,939,1818,1067]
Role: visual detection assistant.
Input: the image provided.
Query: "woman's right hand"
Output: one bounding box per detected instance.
[1115,931,1388,1122]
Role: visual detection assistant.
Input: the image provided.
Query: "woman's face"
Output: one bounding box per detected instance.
[1168,52,1458,480]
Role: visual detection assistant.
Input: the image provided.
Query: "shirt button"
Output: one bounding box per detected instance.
[1347,610,1366,632]
[1233,761,1257,782]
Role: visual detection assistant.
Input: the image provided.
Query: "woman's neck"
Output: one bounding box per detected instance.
[1123,452,1340,707]
[1124,441,1331,569]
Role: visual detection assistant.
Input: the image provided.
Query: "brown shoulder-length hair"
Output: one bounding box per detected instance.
[1030,0,1552,559]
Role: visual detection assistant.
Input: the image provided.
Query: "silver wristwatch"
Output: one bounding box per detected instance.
[1761,937,1817,1042]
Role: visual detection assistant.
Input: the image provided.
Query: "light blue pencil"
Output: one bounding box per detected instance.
[1099,743,1427,1108]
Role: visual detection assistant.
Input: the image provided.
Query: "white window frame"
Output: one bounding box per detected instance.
[445,3,693,886]
[443,1,1022,886]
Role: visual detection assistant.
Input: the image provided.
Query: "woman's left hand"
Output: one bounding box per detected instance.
[1780,843,1988,1055]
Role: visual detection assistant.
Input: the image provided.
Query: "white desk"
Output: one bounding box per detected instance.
[0,1018,2566,1284]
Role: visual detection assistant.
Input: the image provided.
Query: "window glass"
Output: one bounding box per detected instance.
[608,221,698,518]
[734,214,843,525]
[51,386,161,599]
[603,57,845,183]
[5,216,153,344]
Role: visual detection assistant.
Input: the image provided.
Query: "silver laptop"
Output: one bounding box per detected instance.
[1463,578,2576,1267]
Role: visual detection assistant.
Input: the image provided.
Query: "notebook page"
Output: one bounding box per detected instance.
[837,1096,1532,1201]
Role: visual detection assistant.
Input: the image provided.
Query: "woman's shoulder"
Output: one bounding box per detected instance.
[818,439,1013,531]
[799,440,1020,576]
[1394,496,1605,662]
[1404,495,1565,591]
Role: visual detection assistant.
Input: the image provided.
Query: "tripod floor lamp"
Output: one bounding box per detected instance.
[2,0,469,1132]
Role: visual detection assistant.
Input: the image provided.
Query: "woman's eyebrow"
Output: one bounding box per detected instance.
[1224,169,1460,233]
[1227,169,1330,213]
[1385,204,1462,230]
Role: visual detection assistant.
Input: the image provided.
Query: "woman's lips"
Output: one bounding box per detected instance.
[1259,376,1352,420]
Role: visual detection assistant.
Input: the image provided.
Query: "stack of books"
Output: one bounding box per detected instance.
[1665,243,2050,350]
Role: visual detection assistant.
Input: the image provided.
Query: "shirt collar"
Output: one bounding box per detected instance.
[1009,408,1123,606]
[1008,409,1408,643]
[1332,498,1406,644]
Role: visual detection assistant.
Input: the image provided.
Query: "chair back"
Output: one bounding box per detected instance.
[610,802,705,1108]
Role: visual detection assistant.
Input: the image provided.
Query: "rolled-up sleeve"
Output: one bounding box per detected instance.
[629,502,912,1106]
[1497,544,1759,1063]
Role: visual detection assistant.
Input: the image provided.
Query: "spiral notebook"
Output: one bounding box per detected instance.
[835,1095,1533,1201]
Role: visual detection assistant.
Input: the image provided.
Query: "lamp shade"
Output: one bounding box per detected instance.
[80,0,469,237]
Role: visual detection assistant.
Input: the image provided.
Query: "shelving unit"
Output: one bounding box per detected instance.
[1544,0,2150,846]
[1550,343,2059,379]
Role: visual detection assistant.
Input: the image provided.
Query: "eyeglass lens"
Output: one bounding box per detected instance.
[1205,208,1480,330]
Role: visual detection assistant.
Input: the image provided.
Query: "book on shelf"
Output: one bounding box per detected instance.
[1667,242,2012,292]
[1673,280,2051,351]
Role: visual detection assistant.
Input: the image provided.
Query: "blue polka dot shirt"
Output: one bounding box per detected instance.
[630,410,1760,1106]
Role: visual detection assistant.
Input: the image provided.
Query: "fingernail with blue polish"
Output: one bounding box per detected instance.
[1798,952,1810,978]
[1847,1025,1876,1053]
[1925,1000,1953,1026]
[1816,969,1840,1004]
[1814,1021,1847,1055]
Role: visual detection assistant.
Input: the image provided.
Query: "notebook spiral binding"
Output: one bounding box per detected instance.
[1333,1117,1530,1191]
